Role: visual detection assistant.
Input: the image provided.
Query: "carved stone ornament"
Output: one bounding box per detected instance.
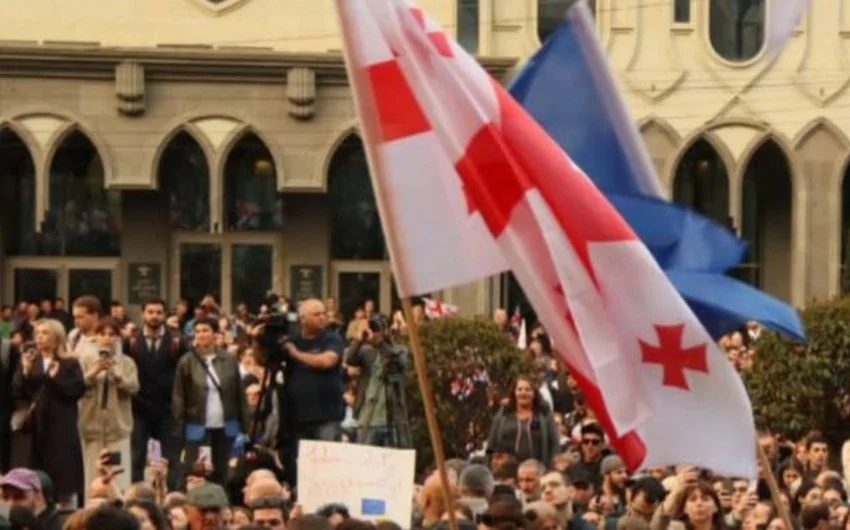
[287,67,316,120]
[115,61,145,116]
[185,0,252,16]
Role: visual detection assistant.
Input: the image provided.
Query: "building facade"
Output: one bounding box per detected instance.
[0,0,845,318]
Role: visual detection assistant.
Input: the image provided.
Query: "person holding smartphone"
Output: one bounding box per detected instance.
[78,318,139,500]
[11,319,85,506]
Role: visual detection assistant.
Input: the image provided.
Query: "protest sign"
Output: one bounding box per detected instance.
[297,441,416,525]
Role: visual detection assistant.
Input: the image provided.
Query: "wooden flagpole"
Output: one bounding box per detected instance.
[330,2,459,528]
[401,298,460,530]
[756,439,794,530]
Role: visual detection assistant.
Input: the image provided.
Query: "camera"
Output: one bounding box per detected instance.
[255,293,297,366]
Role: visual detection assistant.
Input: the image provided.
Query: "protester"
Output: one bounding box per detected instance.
[79,318,139,498]
[11,319,85,504]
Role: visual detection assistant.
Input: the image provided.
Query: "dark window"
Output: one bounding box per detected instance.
[0,130,36,256]
[328,135,386,261]
[740,140,792,299]
[538,0,582,44]
[673,139,730,225]
[224,133,283,231]
[674,0,691,22]
[709,0,765,61]
[42,131,120,256]
[159,131,210,231]
[457,0,479,54]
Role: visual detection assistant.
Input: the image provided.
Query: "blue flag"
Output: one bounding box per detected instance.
[509,1,804,340]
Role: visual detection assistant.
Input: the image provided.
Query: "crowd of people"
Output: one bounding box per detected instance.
[0,294,845,530]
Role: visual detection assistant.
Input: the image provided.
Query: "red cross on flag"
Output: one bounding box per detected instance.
[336,0,756,477]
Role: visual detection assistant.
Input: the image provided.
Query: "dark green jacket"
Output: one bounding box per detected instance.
[172,349,250,443]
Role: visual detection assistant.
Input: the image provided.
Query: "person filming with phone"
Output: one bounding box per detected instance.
[78,317,139,500]
[10,319,85,507]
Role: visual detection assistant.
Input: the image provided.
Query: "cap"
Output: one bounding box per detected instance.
[186,483,229,510]
[601,455,626,476]
[0,469,41,492]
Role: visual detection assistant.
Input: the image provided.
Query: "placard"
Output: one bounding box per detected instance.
[298,441,415,525]
[127,262,161,305]
[289,265,323,301]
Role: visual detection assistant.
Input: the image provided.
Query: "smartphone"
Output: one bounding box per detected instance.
[198,446,213,467]
[105,451,122,466]
[147,439,162,463]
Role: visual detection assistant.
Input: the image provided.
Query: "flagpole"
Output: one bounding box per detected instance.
[756,439,794,530]
[331,2,459,529]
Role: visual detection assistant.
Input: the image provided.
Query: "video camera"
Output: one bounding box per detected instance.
[255,293,298,366]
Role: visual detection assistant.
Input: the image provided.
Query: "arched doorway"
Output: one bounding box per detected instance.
[741,139,793,301]
[166,130,285,313]
[327,134,394,321]
[673,139,731,226]
[4,129,121,309]
[161,131,218,309]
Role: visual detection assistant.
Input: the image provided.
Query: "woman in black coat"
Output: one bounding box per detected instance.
[487,374,560,466]
[11,318,85,504]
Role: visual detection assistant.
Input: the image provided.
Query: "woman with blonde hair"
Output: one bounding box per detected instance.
[11,318,85,505]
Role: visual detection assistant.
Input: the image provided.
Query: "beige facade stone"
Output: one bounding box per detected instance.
[0,0,847,317]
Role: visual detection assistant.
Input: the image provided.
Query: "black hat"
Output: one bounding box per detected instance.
[367,315,388,334]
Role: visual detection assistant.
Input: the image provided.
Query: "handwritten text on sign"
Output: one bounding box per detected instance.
[297,441,416,525]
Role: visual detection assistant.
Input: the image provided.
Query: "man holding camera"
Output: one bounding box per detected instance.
[345,315,410,448]
[278,298,345,485]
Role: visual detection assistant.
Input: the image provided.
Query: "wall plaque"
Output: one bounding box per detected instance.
[127,262,161,305]
[290,265,323,301]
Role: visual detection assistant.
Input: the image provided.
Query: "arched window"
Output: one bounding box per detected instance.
[841,166,850,293]
[44,130,120,256]
[224,132,283,231]
[538,0,594,44]
[741,140,792,300]
[329,135,386,261]
[673,139,730,226]
[709,0,765,62]
[457,0,479,54]
[0,130,36,256]
[159,131,210,231]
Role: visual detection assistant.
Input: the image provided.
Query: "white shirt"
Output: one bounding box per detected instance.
[203,356,225,429]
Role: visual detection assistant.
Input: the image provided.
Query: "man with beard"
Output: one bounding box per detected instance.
[126,298,186,491]
[0,469,65,530]
[599,455,629,515]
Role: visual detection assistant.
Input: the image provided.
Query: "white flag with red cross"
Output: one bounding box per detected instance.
[335,0,756,478]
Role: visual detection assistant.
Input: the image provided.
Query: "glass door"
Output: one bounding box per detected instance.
[171,233,282,313]
[331,261,392,321]
[4,257,120,308]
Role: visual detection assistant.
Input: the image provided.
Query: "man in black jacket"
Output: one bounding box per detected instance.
[125,298,186,491]
[0,338,20,473]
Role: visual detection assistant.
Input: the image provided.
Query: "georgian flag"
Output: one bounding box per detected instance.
[335,0,756,477]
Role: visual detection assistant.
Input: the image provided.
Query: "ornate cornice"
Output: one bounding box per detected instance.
[0,43,518,84]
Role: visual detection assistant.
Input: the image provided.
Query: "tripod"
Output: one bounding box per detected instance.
[357,346,412,449]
